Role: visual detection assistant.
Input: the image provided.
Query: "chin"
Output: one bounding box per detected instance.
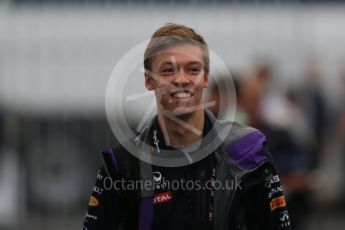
[172,106,197,117]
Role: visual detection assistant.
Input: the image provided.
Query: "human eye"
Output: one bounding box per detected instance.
[187,65,202,75]
[160,65,175,76]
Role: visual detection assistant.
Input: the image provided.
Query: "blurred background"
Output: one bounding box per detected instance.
[1,0,345,229]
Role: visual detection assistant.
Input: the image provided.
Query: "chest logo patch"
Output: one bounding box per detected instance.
[154,191,172,205]
[153,171,162,183]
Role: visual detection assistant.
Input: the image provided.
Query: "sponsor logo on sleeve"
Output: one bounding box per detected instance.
[93,186,104,195]
[270,195,286,211]
[85,212,98,220]
[279,210,291,228]
[267,185,283,199]
[265,175,280,188]
[88,196,99,207]
[279,211,289,222]
[97,170,103,180]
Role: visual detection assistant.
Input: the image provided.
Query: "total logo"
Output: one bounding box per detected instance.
[154,191,172,205]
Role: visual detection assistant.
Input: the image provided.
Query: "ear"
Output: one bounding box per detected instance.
[145,73,155,90]
[203,72,209,88]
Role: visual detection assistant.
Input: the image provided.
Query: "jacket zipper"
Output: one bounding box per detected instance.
[224,161,269,230]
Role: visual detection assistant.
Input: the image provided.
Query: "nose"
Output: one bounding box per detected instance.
[173,69,189,86]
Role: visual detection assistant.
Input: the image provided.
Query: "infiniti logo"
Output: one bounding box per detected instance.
[279,211,289,222]
[153,130,160,153]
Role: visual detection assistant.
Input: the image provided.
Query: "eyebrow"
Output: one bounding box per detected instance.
[159,61,202,67]
[159,61,173,66]
[186,61,203,66]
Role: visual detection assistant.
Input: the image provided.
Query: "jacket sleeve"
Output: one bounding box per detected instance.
[83,167,122,230]
[245,159,292,230]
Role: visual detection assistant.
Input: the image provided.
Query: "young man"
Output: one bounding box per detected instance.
[83,23,291,230]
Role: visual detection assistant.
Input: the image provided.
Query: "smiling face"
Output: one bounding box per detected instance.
[145,44,209,116]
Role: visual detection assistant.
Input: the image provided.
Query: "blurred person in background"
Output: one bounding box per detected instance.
[240,64,314,230]
[204,71,242,121]
[205,63,313,230]
[299,57,327,169]
[331,68,345,208]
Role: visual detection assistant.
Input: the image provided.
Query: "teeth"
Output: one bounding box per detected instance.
[174,92,191,98]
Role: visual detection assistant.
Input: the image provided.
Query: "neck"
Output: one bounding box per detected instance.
[157,109,205,147]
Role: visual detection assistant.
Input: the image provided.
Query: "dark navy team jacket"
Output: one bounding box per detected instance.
[83,110,292,230]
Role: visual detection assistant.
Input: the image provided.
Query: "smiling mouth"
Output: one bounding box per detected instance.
[172,91,194,99]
